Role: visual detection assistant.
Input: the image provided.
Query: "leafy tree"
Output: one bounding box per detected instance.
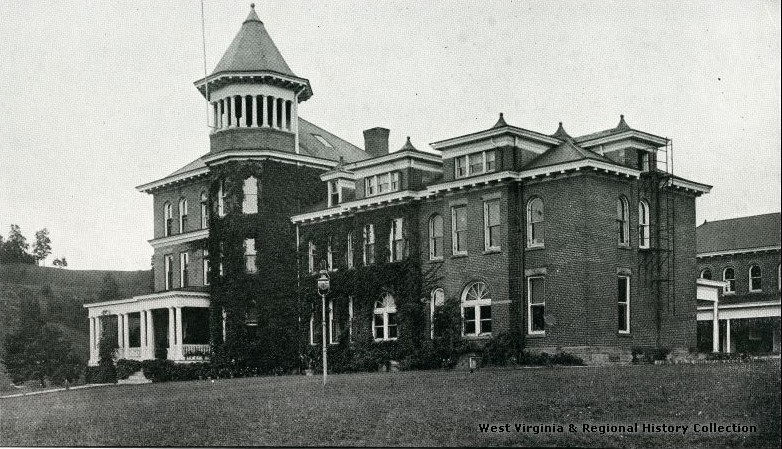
[52,257,69,268]
[0,225,35,264]
[61,257,68,267]
[33,228,52,266]
[97,273,120,302]
[1,292,83,386]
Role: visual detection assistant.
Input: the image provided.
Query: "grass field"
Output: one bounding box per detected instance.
[1,362,779,447]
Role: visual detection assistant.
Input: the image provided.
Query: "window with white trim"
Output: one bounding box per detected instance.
[749,265,762,292]
[526,197,544,247]
[242,176,258,214]
[723,267,735,294]
[348,296,354,343]
[309,312,315,345]
[373,293,398,341]
[246,300,259,327]
[527,276,545,334]
[164,254,173,290]
[179,252,189,288]
[429,214,443,260]
[346,231,354,269]
[462,282,491,336]
[329,299,340,344]
[218,179,226,217]
[430,288,445,339]
[638,199,650,249]
[164,203,173,237]
[454,150,496,178]
[200,192,209,229]
[327,236,333,271]
[484,199,501,251]
[451,205,467,255]
[202,249,210,286]
[365,172,401,197]
[699,268,712,280]
[328,180,340,207]
[244,238,257,274]
[617,196,629,246]
[308,241,316,273]
[389,218,406,262]
[179,198,188,233]
[363,224,375,265]
[618,275,630,334]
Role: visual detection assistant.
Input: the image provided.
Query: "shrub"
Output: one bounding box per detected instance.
[116,359,143,380]
[141,360,213,383]
[631,346,671,364]
[482,331,524,366]
[85,365,116,384]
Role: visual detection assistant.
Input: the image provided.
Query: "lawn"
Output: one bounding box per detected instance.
[1,362,779,447]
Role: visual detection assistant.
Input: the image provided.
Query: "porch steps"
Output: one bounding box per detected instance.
[118,370,151,385]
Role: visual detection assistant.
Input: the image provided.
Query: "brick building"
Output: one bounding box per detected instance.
[85,6,714,367]
[696,213,781,354]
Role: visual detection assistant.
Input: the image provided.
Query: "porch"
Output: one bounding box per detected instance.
[84,291,212,365]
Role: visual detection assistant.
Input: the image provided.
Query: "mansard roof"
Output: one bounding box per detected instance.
[523,138,613,170]
[697,213,781,255]
[211,6,296,78]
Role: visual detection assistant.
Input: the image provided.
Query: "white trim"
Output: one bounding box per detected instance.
[575,130,668,148]
[483,199,501,251]
[291,190,416,223]
[373,293,398,341]
[346,150,442,170]
[697,301,781,321]
[137,168,209,193]
[749,264,763,292]
[201,149,337,170]
[527,275,546,335]
[697,245,781,259]
[521,159,641,180]
[430,126,560,151]
[618,275,630,334]
[461,282,492,337]
[321,170,356,182]
[149,229,209,249]
[451,204,468,256]
[425,170,517,197]
[84,291,210,316]
[670,178,711,194]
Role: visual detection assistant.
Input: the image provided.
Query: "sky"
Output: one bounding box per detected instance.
[0,0,779,271]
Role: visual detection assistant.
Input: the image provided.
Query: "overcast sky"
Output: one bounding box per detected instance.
[0,1,779,271]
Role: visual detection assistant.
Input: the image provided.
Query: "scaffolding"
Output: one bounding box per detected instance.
[637,139,676,347]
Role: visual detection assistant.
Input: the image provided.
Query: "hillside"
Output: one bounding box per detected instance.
[0,264,153,390]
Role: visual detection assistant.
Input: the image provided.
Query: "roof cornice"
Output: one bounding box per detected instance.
[345,149,442,170]
[194,71,313,101]
[201,149,336,170]
[575,130,668,148]
[148,229,209,249]
[430,125,561,150]
[697,245,780,259]
[136,167,210,193]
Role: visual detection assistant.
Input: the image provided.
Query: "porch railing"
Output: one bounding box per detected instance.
[182,344,211,360]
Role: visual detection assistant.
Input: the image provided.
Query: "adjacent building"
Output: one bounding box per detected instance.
[85,6,716,367]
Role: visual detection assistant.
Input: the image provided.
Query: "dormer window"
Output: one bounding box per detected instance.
[455,150,496,178]
[328,180,340,207]
[365,171,400,197]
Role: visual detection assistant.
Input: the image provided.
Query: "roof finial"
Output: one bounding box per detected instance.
[250,3,255,9]
[400,136,417,151]
[617,114,630,130]
[551,121,571,140]
[492,112,508,128]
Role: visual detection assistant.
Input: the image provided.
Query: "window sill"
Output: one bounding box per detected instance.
[526,332,545,338]
[723,292,735,296]
[748,290,763,294]
[451,253,469,259]
[462,334,492,340]
[525,245,545,252]
[373,338,398,343]
[618,244,632,250]
[483,248,502,255]
[618,332,632,338]
[428,258,444,264]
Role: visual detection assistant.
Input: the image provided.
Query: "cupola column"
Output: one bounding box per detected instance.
[270,96,277,128]
[229,96,236,128]
[254,95,261,127]
[241,95,248,127]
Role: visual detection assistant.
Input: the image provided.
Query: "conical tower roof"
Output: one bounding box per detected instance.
[211,5,296,77]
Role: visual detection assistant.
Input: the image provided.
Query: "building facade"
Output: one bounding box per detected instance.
[85,6,714,367]
[696,213,781,354]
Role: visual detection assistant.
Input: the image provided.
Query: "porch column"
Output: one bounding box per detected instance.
[88,317,97,365]
[725,319,732,353]
[222,308,227,343]
[168,307,176,356]
[117,314,123,348]
[123,313,130,350]
[712,302,720,353]
[175,306,184,359]
[147,310,156,358]
[140,310,147,358]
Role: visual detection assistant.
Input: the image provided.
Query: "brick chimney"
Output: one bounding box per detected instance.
[363,127,390,158]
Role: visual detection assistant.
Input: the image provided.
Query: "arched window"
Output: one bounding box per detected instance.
[164,203,173,237]
[178,198,188,233]
[373,293,398,341]
[749,265,762,292]
[200,192,209,229]
[429,214,443,260]
[638,200,650,249]
[617,196,629,246]
[242,176,258,214]
[723,268,735,294]
[430,288,445,339]
[461,282,491,336]
[526,198,544,247]
[700,268,712,280]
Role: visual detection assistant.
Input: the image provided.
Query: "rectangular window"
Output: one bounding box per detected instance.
[378,173,390,194]
[469,153,483,175]
[308,241,316,273]
[528,276,545,334]
[452,205,467,255]
[164,255,173,290]
[218,180,226,217]
[203,249,210,286]
[618,276,630,333]
[373,313,384,340]
[328,180,339,207]
[485,151,496,172]
[179,252,189,288]
[244,238,257,274]
[329,299,340,344]
[327,236,334,271]
[484,199,501,250]
[455,156,467,178]
[389,218,405,262]
[309,313,315,346]
[242,177,258,214]
[390,172,400,191]
[365,176,376,196]
[363,224,375,265]
[346,232,354,269]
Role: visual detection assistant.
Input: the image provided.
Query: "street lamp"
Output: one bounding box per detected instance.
[317,268,330,386]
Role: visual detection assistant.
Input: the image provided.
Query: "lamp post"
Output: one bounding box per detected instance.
[317,269,330,386]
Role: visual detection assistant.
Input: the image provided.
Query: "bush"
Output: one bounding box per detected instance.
[85,365,116,384]
[141,360,213,383]
[706,352,751,361]
[116,359,143,380]
[517,351,584,366]
[482,331,524,366]
[631,346,671,364]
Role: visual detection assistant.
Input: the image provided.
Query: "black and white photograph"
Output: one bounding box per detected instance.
[0,1,780,447]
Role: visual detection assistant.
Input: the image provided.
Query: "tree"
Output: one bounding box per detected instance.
[97,273,120,302]
[0,225,35,264]
[1,291,83,386]
[33,228,52,266]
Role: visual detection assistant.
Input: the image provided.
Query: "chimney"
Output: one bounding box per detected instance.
[363,127,390,158]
